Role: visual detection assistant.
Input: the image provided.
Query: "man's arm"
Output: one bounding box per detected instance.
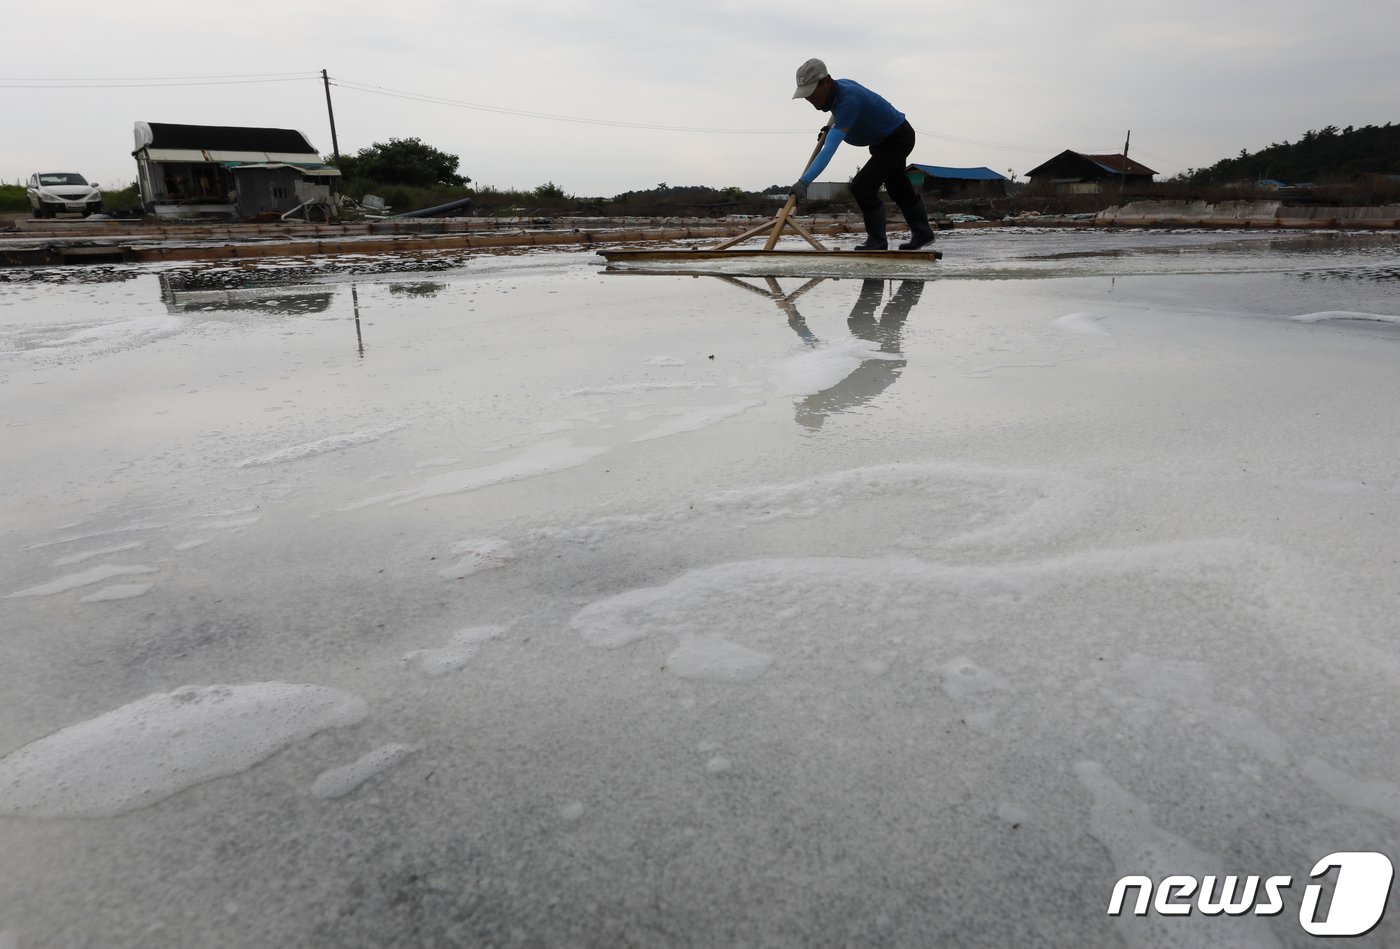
[797,127,847,185]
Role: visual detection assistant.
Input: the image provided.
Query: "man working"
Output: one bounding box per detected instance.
[789,58,936,252]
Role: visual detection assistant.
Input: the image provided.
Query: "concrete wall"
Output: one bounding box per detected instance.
[1097,200,1400,228]
[808,182,850,201]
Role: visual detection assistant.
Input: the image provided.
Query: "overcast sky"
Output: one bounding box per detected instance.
[4,0,1396,196]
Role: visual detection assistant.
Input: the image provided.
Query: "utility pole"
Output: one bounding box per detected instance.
[1121,129,1131,193]
[322,69,340,162]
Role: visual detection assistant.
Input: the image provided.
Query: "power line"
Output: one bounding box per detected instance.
[0,72,317,88]
[329,75,807,134]
[331,75,1113,157]
[0,71,316,81]
[1130,147,1190,170]
[913,128,1068,154]
[2,67,1145,162]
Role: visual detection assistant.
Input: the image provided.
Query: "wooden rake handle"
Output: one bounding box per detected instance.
[763,120,836,251]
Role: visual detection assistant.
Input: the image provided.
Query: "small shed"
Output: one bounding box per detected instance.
[906,165,1008,198]
[808,181,850,201]
[132,122,341,220]
[1024,151,1157,194]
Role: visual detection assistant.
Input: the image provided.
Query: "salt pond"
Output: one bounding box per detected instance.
[1,229,1399,946]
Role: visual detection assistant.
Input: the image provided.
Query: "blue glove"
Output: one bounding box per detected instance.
[789,180,809,199]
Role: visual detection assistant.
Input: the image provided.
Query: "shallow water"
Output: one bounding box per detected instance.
[2,229,1398,947]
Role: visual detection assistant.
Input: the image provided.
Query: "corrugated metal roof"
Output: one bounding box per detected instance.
[139,144,338,174]
[206,151,328,164]
[908,164,1008,181]
[232,163,341,176]
[142,148,332,166]
[141,148,213,162]
[1082,153,1158,177]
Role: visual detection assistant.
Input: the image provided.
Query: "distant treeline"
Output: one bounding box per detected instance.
[341,181,789,218]
[1183,122,1400,185]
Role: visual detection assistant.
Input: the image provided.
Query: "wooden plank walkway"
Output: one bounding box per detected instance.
[0,216,867,267]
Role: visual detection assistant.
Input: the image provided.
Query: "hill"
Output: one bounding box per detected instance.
[1185,122,1400,185]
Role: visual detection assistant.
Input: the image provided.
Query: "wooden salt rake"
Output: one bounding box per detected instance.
[598,124,940,266]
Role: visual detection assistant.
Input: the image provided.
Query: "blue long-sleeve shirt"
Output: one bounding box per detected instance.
[799,79,907,184]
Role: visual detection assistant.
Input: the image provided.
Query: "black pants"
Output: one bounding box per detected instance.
[849,120,918,214]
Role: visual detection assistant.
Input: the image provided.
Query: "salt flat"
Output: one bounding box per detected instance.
[1,229,1398,947]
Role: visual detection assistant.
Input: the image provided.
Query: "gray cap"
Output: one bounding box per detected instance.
[792,58,829,99]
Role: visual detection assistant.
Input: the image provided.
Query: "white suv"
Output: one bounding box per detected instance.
[27,172,103,217]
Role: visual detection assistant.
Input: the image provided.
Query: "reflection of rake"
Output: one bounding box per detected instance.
[711,273,827,303]
[598,127,941,266]
[710,274,828,341]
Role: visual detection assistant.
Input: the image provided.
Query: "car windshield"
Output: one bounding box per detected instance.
[38,173,88,186]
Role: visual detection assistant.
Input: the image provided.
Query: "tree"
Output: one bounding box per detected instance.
[333,138,469,187]
[532,181,569,202]
[1186,123,1400,186]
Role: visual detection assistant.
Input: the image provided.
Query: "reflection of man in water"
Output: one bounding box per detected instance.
[796,278,924,430]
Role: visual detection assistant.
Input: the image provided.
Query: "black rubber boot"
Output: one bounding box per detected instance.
[853,204,887,251]
[897,196,936,250]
